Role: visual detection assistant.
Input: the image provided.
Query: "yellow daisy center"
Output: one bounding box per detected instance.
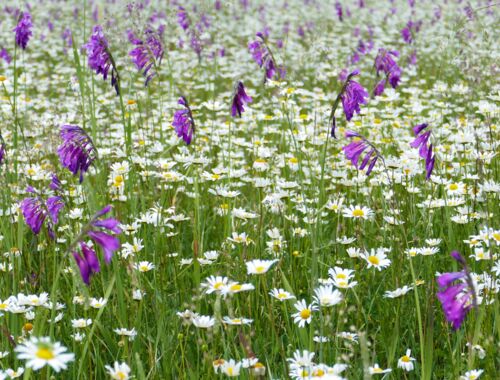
[214,282,224,290]
[230,284,242,292]
[401,355,410,362]
[36,348,55,360]
[352,209,364,217]
[368,256,380,265]
[300,309,311,319]
[255,266,265,273]
[449,183,458,190]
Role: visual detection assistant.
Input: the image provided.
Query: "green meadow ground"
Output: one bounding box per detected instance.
[0,0,499,379]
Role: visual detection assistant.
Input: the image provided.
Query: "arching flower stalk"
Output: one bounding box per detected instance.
[342,130,382,176]
[20,187,64,239]
[373,49,402,96]
[248,32,285,82]
[172,96,195,145]
[128,28,164,86]
[69,205,121,285]
[57,125,97,183]
[410,123,435,179]
[329,70,369,138]
[83,25,121,95]
[436,251,477,330]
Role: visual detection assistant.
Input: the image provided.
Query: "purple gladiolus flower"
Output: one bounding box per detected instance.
[83,25,120,94]
[0,141,5,165]
[172,97,195,145]
[72,205,121,284]
[437,251,477,330]
[410,123,435,179]
[401,27,412,44]
[128,28,164,86]
[177,7,190,30]
[335,2,343,21]
[248,33,280,81]
[0,48,12,64]
[20,192,64,238]
[49,173,62,191]
[342,130,380,175]
[328,70,368,138]
[373,49,402,96]
[13,12,32,50]
[231,81,252,117]
[57,125,97,182]
[340,71,369,121]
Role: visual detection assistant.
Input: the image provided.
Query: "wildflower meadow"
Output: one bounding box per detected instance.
[0,0,499,379]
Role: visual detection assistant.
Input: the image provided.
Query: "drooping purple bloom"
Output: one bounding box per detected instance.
[49,173,62,191]
[335,2,343,21]
[57,125,97,182]
[128,28,164,86]
[83,25,120,94]
[62,28,73,48]
[373,49,402,96]
[13,12,33,50]
[410,123,435,179]
[20,197,45,235]
[0,141,5,165]
[342,130,380,175]
[231,81,252,117]
[329,70,369,138]
[177,6,190,30]
[20,192,64,238]
[0,48,12,64]
[86,205,121,263]
[340,71,369,121]
[248,33,280,81]
[172,97,195,145]
[401,27,412,44]
[437,251,477,330]
[73,241,102,285]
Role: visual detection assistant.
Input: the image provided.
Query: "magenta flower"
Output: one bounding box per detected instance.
[83,25,120,94]
[128,28,164,86]
[231,81,252,117]
[437,251,477,330]
[340,71,369,121]
[410,123,435,179]
[373,49,402,96]
[177,7,190,31]
[0,141,5,165]
[328,70,368,138]
[57,125,97,182]
[13,12,32,50]
[342,130,380,175]
[72,205,121,285]
[73,242,100,285]
[248,33,281,81]
[0,48,12,64]
[20,189,64,238]
[172,97,195,145]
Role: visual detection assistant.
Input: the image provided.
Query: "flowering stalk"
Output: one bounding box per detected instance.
[83,25,131,154]
[373,49,402,96]
[329,70,369,138]
[231,81,252,117]
[342,130,384,176]
[68,205,121,285]
[128,28,164,86]
[20,187,64,239]
[436,251,477,330]
[248,32,284,82]
[410,123,435,179]
[172,96,195,145]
